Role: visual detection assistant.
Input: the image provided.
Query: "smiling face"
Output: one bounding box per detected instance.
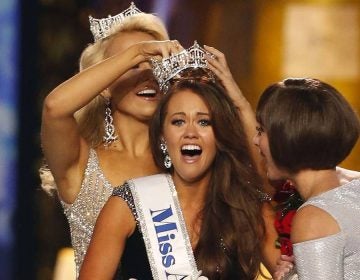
[162,89,217,184]
[105,31,161,121]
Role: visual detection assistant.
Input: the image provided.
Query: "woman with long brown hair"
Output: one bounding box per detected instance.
[79,44,268,279]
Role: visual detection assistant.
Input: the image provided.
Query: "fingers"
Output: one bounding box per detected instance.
[158,40,184,58]
[274,255,295,280]
[276,258,294,269]
[203,45,231,81]
[205,56,229,82]
[202,45,238,89]
[172,39,184,52]
[204,45,228,66]
[280,254,295,263]
[140,40,184,61]
[206,62,222,79]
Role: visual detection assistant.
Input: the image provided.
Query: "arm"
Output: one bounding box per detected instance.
[204,45,275,196]
[261,202,281,275]
[204,46,279,274]
[41,40,180,203]
[291,205,343,280]
[79,196,136,280]
[294,235,344,279]
[204,45,257,147]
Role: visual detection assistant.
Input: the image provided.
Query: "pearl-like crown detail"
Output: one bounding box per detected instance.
[89,2,142,42]
[151,41,214,92]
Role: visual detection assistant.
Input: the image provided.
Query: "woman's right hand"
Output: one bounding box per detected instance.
[135,39,184,60]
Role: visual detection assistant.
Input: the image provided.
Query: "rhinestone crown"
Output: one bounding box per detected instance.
[151,41,214,91]
[89,2,142,42]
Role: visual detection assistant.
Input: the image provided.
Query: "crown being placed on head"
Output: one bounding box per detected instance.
[151,41,214,92]
[89,2,142,42]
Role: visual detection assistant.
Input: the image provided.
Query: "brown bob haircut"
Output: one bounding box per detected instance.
[256,78,360,174]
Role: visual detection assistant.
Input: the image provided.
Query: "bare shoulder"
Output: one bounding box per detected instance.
[80,195,136,279]
[291,205,340,244]
[97,195,136,237]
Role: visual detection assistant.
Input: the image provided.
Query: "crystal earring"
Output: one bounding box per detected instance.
[103,99,118,146]
[160,142,172,169]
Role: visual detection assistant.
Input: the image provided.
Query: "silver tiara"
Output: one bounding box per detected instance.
[151,41,214,92]
[89,2,142,42]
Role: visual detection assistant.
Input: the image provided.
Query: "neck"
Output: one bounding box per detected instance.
[112,113,151,156]
[290,168,340,200]
[172,173,210,210]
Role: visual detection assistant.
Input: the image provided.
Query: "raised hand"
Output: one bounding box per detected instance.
[136,39,184,60]
[204,45,245,106]
[273,254,296,280]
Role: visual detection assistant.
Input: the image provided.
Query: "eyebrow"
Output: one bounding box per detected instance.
[169,112,210,117]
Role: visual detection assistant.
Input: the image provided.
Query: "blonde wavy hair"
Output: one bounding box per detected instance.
[40,13,169,193]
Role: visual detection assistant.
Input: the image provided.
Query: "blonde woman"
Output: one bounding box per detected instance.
[40,4,183,275]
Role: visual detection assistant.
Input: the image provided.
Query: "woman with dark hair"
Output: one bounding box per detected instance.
[79,44,268,279]
[254,78,360,280]
[149,70,266,278]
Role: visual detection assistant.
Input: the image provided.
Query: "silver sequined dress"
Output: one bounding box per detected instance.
[60,149,114,276]
[293,178,360,279]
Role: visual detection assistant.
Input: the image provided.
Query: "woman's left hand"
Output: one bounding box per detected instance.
[204,45,245,106]
[273,254,295,280]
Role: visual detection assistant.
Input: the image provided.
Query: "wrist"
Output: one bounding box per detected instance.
[125,43,147,66]
[233,96,251,111]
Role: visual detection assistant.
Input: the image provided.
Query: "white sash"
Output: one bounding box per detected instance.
[128,174,199,280]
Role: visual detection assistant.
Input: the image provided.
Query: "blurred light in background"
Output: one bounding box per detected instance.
[0,0,19,279]
[152,0,177,26]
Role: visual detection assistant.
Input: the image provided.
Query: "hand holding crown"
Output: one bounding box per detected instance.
[137,39,184,60]
[150,41,216,92]
[204,45,246,107]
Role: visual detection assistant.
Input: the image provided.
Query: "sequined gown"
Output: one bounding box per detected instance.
[293,178,360,280]
[61,149,114,276]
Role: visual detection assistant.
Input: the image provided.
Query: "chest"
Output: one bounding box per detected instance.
[96,150,160,187]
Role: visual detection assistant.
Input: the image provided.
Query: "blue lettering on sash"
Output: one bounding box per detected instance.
[150,206,178,269]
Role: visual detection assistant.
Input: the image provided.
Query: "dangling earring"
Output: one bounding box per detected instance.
[103,99,118,146]
[160,141,172,169]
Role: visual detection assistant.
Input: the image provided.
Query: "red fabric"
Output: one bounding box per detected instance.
[274,210,296,255]
[273,181,302,256]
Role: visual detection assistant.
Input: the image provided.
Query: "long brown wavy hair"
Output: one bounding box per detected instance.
[150,69,265,279]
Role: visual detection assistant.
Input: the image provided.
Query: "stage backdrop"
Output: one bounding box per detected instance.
[0,0,19,279]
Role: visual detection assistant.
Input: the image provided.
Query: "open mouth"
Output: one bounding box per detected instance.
[137,89,157,98]
[181,144,202,157]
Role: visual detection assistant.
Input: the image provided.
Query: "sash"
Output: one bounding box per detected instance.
[128,174,199,280]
